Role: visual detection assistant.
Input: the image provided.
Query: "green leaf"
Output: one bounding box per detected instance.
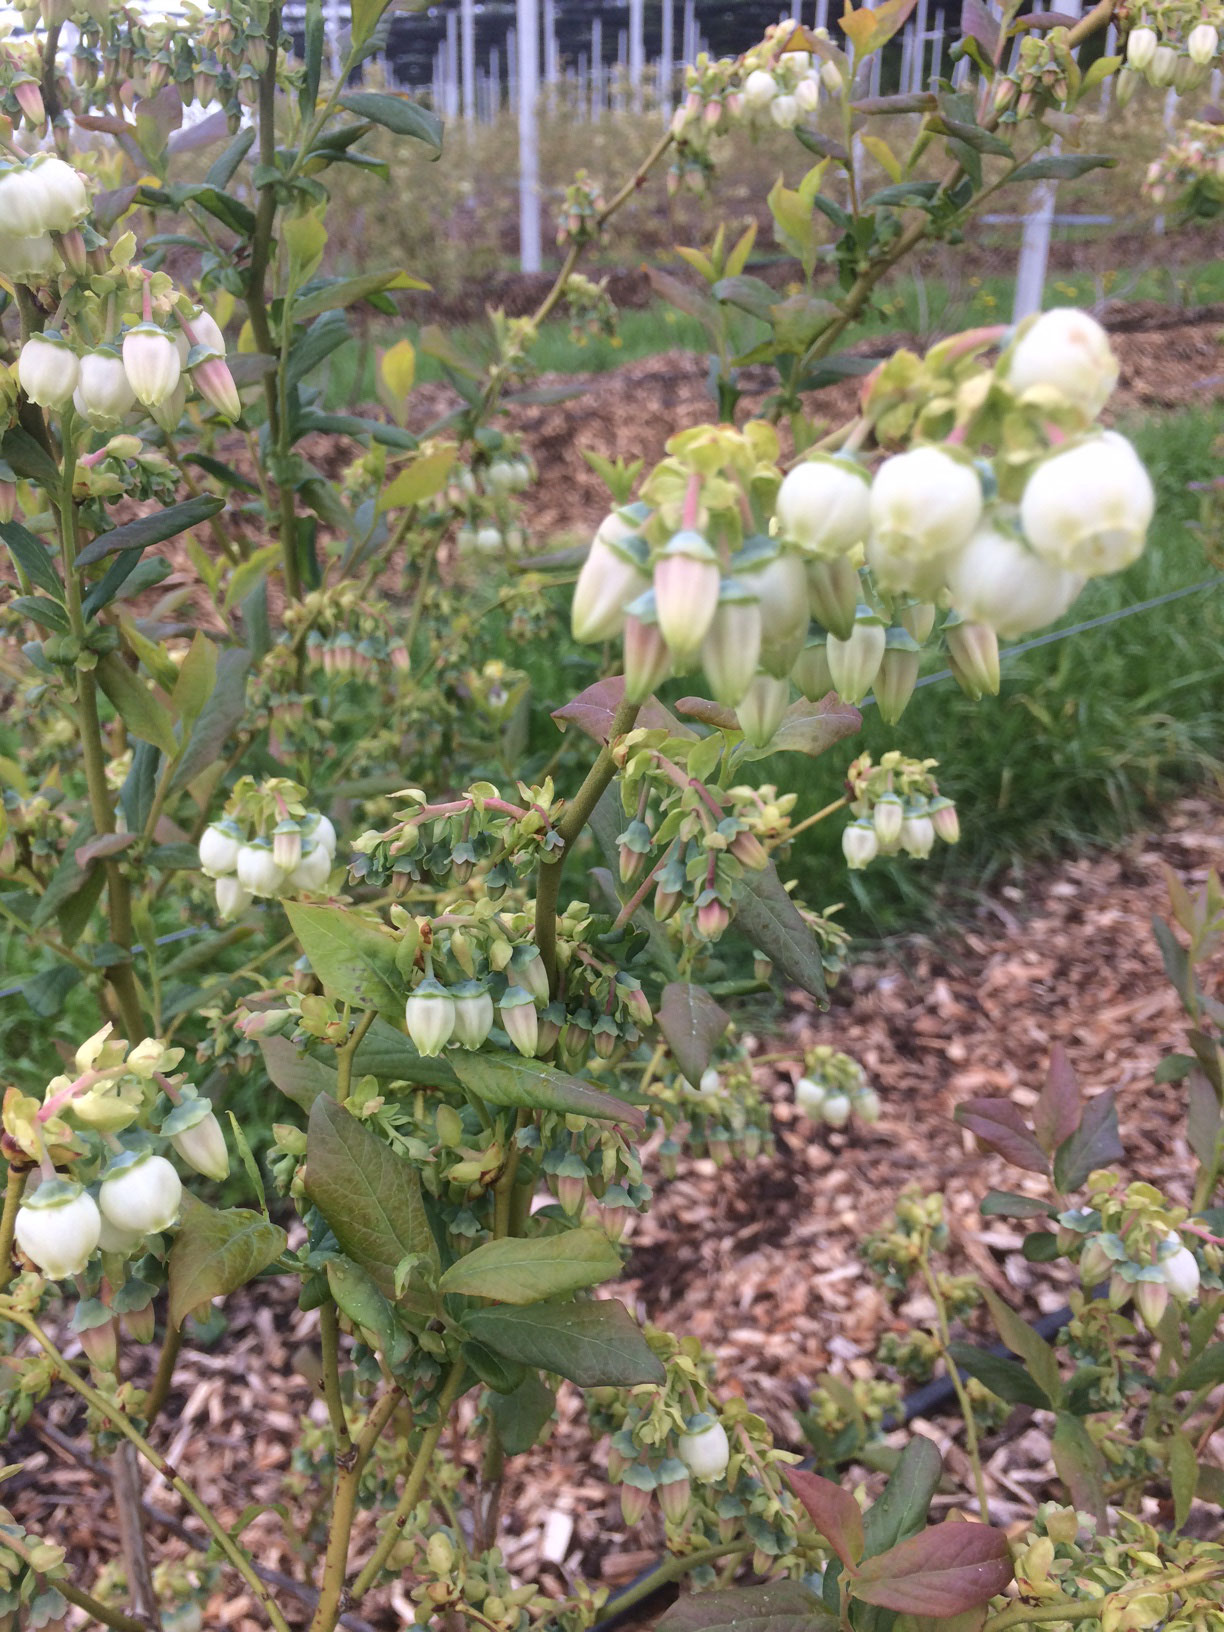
[979,1285,1062,1406]
[226,1110,267,1215]
[1,425,61,487]
[438,1229,623,1305]
[9,595,69,632]
[168,1195,286,1329]
[351,0,392,46]
[286,313,352,390]
[171,631,218,731]
[82,550,171,619]
[1051,1411,1107,1525]
[449,1051,644,1130]
[351,1016,461,1090]
[490,1373,556,1455]
[1,520,62,599]
[284,901,404,1021]
[1153,916,1196,1011]
[658,981,731,1085]
[736,861,833,1001]
[326,1255,397,1351]
[947,1342,1052,1409]
[338,91,443,154]
[979,1190,1056,1219]
[223,543,280,611]
[787,1467,864,1568]
[294,270,428,321]
[377,444,457,512]
[461,1298,665,1387]
[205,126,255,189]
[1008,153,1116,183]
[862,1434,943,1558]
[95,652,178,755]
[713,273,782,323]
[259,1034,338,1110]
[169,647,250,793]
[179,182,257,236]
[1176,1342,1224,1393]
[75,494,225,569]
[1169,1428,1198,1531]
[1052,1090,1124,1192]
[305,1093,440,1296]
[462,1338,528,1394]
[658,1582,831,1632]
[852,1522,1013,1615]
[926,115,1013,156]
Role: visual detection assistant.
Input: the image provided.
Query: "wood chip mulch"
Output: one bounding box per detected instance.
[9,794,1223,1628]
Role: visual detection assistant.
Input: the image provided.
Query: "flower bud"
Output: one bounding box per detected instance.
[406,977,456,1057]
[451,981,495,1049]
[804,555,859,639]
[623,597,673,702]
[509,945,550,1005]
[236,840,286,898]
[1006,307,1119,419]
[215,875,253,919]
[875,632,921,724]
[1020,435,1154,577]
[946,523,1083,638]
[1134,1276,1170,1330]
[1189,23,1218,65]
[795,75,820,111]
[873,792,904,849]
[172,1109,230,1182]
[795,1075,827,1118]
[899,601,936,644]
[677,1416,730,1481]
[191,355,242,421]
[0,232,56,285]
[654,877,684,920]
[739,549,810,677]
[868,446,983,588]
[15,1179,102,1278]
[653,530,722,662]
[1126,25,1157,69]
[80,1316,118,1371]
[272,819,303,872]
[730,828,769,871]
[76,348,137,427]
[855,1086,882,1124]
[555,1153,589,1215]
[770,92,800,126]
[929,797,960,844]
[572,523,651,643]
[1115,64,1140,104]
[842,818,878,870]
[743,67,777,107]
[303,811,338,857]
[620,1464,656,1525]
[18,332,80,409]
[900,804,936,859]
[34,156,89,230]
[736,672,790,747]
[1162,1235,1201,1300]
[792,633,833,700]
[99,1152,183,1235]
[499,985,539,1057]
[776,455,871,559]
[827,611,886,704]
[945,619,1000,699]
[701,579,762,705]
[1079,1237,1113,1286]
[289,841,332,893]
[123,323,182,409]
[657,1457,692,1524]
[822,1090,852,1128]
[14,77,45,127]
[696,894,730,939]
[1148,42,1178,84]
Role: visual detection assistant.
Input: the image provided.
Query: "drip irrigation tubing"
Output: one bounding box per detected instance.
[0,573,1219,1005]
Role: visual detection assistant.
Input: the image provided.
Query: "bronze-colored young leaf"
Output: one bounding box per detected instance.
[1033,1045,1081,1155]
[658,1581,832,1632]
[841,0,919,57]
[1052,1089,1124,1192]
[168,1196,287,1329]
[552,676,690,743]
[954,1097,1049,1174]
[787,1467,865,1570]
[852,1521,1013,1615]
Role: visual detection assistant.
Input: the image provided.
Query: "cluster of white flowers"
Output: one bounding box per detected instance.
[1119,15,1220,100]
[840,750,958,872]
[451,456,533,558]
[199,808,338,917]
[794,1048,881,1129]
[13,1027,228,1282]
[1079,1226,1203,1329]
[0,154,89,282]
[570,310,1151,749]
[19,302,240,430]
[669,20,841,150]
[404,946,550,1060]
[1144,117,1224,207]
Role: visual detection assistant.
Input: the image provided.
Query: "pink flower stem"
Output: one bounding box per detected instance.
[38,1069,104,1122]
[681,472,701,531]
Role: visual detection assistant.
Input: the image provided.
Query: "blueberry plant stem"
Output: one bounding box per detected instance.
[918,1252,991,1523]
[319,1303,351,1457]
[595,1543,751,1619]
[534,697,641,996]
[982,1565,1224,1632]
[4,1531,148,1632]
[0,1161,23,1291]
[8,1311,293,1632]
[143,1323,183,1432]
[305,1388,402,1632]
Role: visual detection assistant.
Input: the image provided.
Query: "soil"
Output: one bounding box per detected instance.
[10,793,1223,1632]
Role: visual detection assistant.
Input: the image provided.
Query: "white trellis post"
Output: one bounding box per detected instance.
[930,8,944,88]
[815,0,829,32]
[900,25,914,93]
[660,0,674,114]
[544,0,559,98]
[1013,0,1082,319]
[517,0,541,272]
[489,44,500,117]
[461,0,476,123]
[444,8,459,118]
[324,0,342,80]
[629,0,645,111]
[913,0,929,88]
[591,15,603,117]
[682,0,696,63]
[1099,20,1117,111]
[508,26,518,108]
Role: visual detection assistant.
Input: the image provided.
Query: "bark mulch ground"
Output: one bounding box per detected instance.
[9,793,1223,1628]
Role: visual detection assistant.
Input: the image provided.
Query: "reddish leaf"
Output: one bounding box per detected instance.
[853,1522,1013,1615]
[787,1468,865,1570]
[75,832,137,868]
[954,1098,1049,1175]
[841,0,918,56]
[551,677,688,743]
[675,695,739,730]
[1052,1089,1124,1192]
[1033,1046,1081,1156]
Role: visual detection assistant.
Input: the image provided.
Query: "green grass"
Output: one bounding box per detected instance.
[746,406,1224,939]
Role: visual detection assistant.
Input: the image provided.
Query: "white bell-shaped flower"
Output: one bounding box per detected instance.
[99,1153,183,1235]
[75,349,137,426]
[945,522,1083,638]
[1020,435,1154,576]
[677,1416,730,1481]
[775,454,871,559]
[1005,307,1119,418]
[122,322,182,409]
[18,332,80,408]
[15,1180,102,1278]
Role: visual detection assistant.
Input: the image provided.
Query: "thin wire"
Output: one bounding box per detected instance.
[1,576,1220,1003]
